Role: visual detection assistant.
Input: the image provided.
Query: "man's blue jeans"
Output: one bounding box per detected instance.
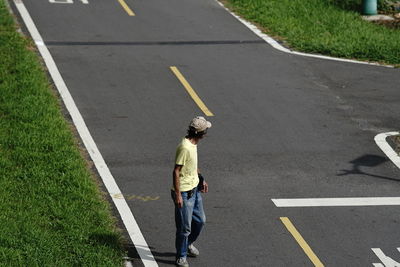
[172,188,206,259]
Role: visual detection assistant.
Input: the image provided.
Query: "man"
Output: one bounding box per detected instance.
[172,116,211,267]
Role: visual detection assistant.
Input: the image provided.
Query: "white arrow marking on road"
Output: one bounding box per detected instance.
[372,248,400,267]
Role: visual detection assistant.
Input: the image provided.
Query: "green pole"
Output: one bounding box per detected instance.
[362,0,377,15]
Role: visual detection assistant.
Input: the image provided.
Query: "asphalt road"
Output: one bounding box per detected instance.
[13,0,400,266]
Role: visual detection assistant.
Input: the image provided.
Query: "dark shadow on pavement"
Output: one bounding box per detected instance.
[337,154,399,182]
[125,243,176,265]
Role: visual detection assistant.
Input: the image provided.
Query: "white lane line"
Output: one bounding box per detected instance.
[13,1,158,266]
[216,1,393,68]
[272,197,400,207]
[375,132,400,169]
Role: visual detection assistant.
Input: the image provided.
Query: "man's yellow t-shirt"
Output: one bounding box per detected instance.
[175,138,199,192]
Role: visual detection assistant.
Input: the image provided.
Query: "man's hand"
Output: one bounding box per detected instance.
[198,173,208,193]
[201,181,208,193]
[175,192,183,208]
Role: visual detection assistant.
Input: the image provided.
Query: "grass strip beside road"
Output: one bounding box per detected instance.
[0,1,125,265]
[392,135,400,154]
[225,0,400,66]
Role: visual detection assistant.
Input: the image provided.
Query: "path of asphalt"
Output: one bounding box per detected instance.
[15,0,400,266]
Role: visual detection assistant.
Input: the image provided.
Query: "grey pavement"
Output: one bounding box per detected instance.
[13,0,400,266]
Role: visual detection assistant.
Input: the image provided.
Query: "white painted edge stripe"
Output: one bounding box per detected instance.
[272,197,400,207]
[13,1,158,266]
[374,132,400,169]
[216,1,394,68]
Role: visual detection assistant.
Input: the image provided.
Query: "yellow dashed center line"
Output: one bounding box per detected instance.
[118,0,135,16]
[170,66,214,117]
[280,217,324,267]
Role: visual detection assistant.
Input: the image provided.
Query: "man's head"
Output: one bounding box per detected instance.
[187,116,212,139]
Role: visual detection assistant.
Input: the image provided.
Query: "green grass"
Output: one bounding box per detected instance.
[393,135,400,154]
[0,1,125,265]
[225,0,400,65]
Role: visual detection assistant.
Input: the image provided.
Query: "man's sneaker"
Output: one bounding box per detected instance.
[176,257,189,267]
[188,243,200,257]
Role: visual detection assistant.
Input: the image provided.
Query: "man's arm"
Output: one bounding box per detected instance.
[173,164,183,208]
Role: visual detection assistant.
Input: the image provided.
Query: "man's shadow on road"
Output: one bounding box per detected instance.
[337,154,399,182]
[126,243,176,265]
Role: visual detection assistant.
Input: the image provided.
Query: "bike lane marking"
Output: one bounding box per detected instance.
[280,217,324,267]
[13,1,156,266]
[117,0,135,16]
[170,66,214,117]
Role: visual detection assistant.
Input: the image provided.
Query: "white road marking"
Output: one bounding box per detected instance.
[13,1,157,266]
[372,248,400,267]
[272,197,400,207]
[49,0,73,4]
[216,1,393,68]
[375,132,400,169]
[49,0,88,3]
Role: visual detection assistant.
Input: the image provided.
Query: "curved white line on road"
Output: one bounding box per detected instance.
[375,132,400,169]
[13,1,157,266]
[216,1,394,68]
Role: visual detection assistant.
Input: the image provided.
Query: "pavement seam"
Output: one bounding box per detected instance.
[44,40,265,46]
